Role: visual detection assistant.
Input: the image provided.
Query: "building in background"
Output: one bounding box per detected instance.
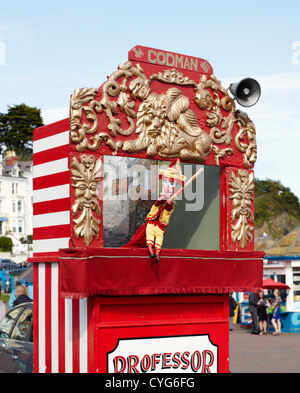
[249,227,300,333]
[0,151,33,261]
[260,227,300,312]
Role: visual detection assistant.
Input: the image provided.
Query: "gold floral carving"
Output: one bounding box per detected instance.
[235,110,257,169]
[150,68,197,86]
[100,62,150,137]
[70,61,257,168]
[194,74,257,167]
[70,88,102,152]
[70,62,149,154]
[71,155,102,246]
[229,170,254,248]
[122,87,213,162]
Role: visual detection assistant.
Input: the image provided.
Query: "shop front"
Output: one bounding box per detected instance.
[263,254,300,333]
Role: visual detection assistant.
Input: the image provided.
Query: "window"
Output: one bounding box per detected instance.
[18,200,22,213]
[12,201,16,213]
[18,220,23,233]
[11,182,18,195]
[293,267,300,304]
[102,156,220,250]
[0,308,21,339]
[10,308,33,342]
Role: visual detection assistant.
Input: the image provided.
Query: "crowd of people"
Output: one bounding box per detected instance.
[0,278,12,294]
[230,289,283,335]
[249,289,282,335]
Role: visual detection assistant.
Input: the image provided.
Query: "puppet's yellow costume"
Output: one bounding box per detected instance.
[124,159,203,264]
[145,198,174,251]
[146,160,186,262]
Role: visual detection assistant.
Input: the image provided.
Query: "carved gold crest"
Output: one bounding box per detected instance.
[70,62,257,168]
[69,60,258,247]
[122,87,212,162]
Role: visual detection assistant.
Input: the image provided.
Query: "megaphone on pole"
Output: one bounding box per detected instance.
[229,78,261,107]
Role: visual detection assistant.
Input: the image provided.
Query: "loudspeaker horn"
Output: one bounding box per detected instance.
[229,78,261,107]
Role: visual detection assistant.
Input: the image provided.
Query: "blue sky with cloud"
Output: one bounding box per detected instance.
[1,0,300,198]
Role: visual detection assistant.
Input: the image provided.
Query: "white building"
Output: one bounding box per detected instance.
[261,227,300,312]
[0,151,33,245]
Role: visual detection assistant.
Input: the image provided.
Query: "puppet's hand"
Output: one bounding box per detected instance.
[158,194,168,201]
[165,200,174,210]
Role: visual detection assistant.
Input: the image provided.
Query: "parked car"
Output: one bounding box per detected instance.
[0,303,33,373]
[0,259,18,271]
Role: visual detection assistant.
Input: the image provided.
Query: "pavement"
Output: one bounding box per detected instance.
[230,324,300,373]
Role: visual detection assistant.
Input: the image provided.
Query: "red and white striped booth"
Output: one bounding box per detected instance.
[31,46,264,373]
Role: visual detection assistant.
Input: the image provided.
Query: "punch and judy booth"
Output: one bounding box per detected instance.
[31,46,264,373]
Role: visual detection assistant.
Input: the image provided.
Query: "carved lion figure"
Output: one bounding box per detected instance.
[122,87,212,162]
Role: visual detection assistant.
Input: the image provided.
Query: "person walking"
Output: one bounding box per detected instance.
[229,293,237,331]
[271,289,282,336]
[257,291,268,334]
[249,292,259,334]
[8,280,22,310]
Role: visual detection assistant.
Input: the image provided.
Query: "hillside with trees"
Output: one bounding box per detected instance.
[255,178,300,247]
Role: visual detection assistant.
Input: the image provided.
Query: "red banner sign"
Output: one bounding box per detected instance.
[129,45,213,74]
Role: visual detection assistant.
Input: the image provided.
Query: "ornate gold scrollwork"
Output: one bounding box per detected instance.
[70,62,257,169]
[194,74,257,167]
[70,88,102,152]
[150,68,197,86]
[71,155,102,246]
[70,62,151,154]
[194,74,235,163]
[235,110,257,169]
[229,170,255,249]
[101,61,150,138]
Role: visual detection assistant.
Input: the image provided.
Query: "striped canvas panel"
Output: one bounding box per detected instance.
[33,121,70,256]
[33,263,88,373]
[33,120,90,373]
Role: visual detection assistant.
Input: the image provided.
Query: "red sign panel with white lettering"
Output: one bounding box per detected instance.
[128,45,213,75]
[108,335,218,373]
[93,295,229,373]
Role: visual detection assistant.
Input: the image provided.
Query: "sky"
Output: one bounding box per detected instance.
[0,0,300,199]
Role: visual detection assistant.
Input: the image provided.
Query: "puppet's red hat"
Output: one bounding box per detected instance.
[159,159,186,184]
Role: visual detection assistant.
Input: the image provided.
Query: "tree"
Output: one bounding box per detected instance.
[0,104,44,159]
[255,178,300,226]
[0,236,13,252]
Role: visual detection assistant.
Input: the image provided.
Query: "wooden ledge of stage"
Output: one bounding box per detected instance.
[50,247,265,299]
